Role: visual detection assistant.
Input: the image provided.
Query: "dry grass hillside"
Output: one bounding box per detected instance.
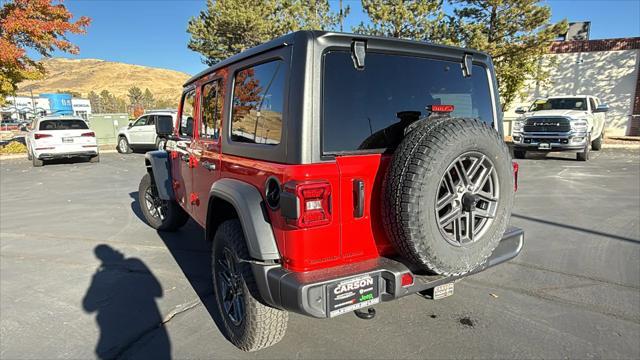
[18,58,190,101]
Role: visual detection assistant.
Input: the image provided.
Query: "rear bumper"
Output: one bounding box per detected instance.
[38,150,98,160]
[251,227,524,318]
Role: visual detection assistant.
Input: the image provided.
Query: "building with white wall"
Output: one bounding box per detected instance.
[1,94,93,121]
[505,37,640,136]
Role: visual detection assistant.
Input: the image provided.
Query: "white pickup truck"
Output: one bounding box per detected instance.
[512,95,609,161]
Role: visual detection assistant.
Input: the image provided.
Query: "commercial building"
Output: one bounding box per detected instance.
[1,93,92,121]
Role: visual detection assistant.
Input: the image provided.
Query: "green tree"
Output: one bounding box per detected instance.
[353,0,449,41]
[142,88,155,109]
[448,0,567,110]
[55,89,82,97]
[87,90,101,113]
[187,0,344,66]
[99,90,121,113]
[127,86,143,107]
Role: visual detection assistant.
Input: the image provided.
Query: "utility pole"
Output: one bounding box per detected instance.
[30,90,36,119]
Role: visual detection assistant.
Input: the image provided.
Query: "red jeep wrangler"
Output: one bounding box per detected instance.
[139,31,523,351]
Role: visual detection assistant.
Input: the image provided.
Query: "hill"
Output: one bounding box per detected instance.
[17,58,191,101]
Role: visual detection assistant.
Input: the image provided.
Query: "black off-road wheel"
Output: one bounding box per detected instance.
[513,149,526,159]
[212,220,288,352]
[117,136,132,154]
[384,118,514,276]
[138,173,188,231]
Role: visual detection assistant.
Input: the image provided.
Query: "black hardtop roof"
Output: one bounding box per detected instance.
[184,30,489,87]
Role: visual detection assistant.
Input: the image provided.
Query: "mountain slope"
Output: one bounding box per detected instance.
[17,58,191,101]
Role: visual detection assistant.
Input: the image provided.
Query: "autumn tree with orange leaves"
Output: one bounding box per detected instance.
[0,0,90,105]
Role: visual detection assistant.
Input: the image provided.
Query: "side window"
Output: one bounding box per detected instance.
[179,90,196,138]
[146,115,156,126]
[200,80,222,140]
[231,60,285,145]
[133,116,147,126]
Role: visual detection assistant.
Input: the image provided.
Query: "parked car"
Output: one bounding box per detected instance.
[512,95,608,161]
[139,31,523,351]
[26,116,99,167]
[116,110,177,153]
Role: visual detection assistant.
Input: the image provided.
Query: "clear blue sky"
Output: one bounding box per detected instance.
[32,0,640,75]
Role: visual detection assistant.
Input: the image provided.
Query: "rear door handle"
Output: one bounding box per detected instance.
[353,179,364,218]
[202,160,216,171]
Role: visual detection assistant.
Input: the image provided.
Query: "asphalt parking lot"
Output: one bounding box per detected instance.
[1,148,639,359]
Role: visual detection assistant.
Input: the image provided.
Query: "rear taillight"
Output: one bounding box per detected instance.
[282,181,332,228]
[81,132,95,137]
[428,104,455,113]
[512,161,519,192]
[34,133,52,139]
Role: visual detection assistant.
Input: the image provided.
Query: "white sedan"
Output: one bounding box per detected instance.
[26,116,99,167]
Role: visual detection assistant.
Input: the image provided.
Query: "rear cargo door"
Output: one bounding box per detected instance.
[335,154,392,259]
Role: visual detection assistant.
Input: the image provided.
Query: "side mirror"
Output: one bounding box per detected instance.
[127,121,133,128]
[515,107,527,115]
[593,104,609,113]
[156,116,174,136]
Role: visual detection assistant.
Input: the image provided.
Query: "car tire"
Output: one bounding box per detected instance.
[32,155,43,167]
[90,155,100,163]
[577,136,590,161]
[212,219,288,352]
[156,137,166,151]
[27,150,32,160]
[591,134,603,151]
[383,118,514,276]
[513,149,526,159]
[117,136,132,154]
[138,173,189,231]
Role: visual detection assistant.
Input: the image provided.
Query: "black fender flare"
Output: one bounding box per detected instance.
[207,178,280,261]
[144,150,174,200]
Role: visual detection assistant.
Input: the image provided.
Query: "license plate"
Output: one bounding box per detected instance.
[538,143,550,150]
[433,282,455,300]
[327,274,380,318]
[62,137,73,143]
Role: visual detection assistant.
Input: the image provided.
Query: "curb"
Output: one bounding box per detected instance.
[603,144,640,149]
[0,149,119,161]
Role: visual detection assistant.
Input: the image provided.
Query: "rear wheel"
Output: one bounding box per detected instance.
[384,118,514,276]
[32,155,43,167]
[117,136,132,154]
[138,173,188,231]
[156,137,166,151]
[212,219,288,351]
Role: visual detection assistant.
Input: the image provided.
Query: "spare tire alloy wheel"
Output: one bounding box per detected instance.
[436,152,499,246]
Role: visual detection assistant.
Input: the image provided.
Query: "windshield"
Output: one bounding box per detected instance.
[39,119,89,130]
[529,98,587,112]
[322,51,495,153]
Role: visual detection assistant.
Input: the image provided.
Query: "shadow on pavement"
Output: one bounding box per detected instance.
[512,213,639,244]
[129,191,230,342]
[82,244,170,359]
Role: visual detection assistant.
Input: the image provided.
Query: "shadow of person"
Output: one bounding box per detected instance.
[82,244,171,359]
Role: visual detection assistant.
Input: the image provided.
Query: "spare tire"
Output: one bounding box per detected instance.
[383,117,514,276]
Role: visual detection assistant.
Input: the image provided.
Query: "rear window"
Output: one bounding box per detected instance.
[39,119,89,131]
[322,51,495,153]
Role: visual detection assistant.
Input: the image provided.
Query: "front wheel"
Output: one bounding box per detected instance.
[577,136,591,161]
[117,136,132,154]
[212,220,288,351]
[138,173,189,231]
[591,134,603,151]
